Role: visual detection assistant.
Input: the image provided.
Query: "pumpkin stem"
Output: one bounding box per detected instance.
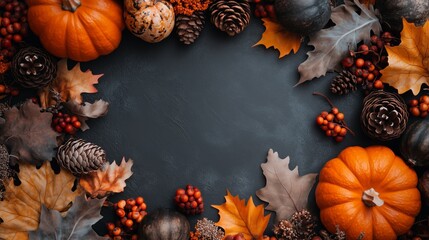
[362,188,384,207]
[62,0,81,12]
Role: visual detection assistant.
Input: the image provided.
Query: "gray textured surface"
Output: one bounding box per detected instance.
[83,18,386,232]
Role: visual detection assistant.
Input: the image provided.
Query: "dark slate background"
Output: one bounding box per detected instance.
[58,16,416,234]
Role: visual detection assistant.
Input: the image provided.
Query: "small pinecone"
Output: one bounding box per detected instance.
[290,209,316,239]
[56,138,106,175]
[273,220,296,240]
[210,0,250,36]
[361,90,409,141]
[11,46,57,89]
[330,70,357,95]
[174,184,204,215]
[176,11,205,45]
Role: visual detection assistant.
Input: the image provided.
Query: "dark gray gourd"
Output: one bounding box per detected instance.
[138,209,190,240]
[400,120,429,167]
[379,0,429,33]
[274,0,331,36]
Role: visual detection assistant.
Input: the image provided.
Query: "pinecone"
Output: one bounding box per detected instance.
[0,144,12,198]
[361,90,409,141]
[210,0,250,36]
[290,209,316,239]
[176,11,205,45]
[273,220,296,240]
[11,46,57,89]
[57,138,106,175]
[330,70,357,95]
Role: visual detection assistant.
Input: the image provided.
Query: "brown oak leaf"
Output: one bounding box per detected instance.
[253,18,302,58]
[79,158,133,198]
[0,100,60,165]
[380,19,429,95]
[212,191,270,240]
[39,59,103,108]
[29,195,107,239]
[64,99,109,131]
[0,162,81,240]
[256,149,317,222]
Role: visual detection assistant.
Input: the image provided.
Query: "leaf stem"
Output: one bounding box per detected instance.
[313,92,334,108]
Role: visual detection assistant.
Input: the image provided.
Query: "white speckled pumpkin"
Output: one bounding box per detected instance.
[124,0,175,43]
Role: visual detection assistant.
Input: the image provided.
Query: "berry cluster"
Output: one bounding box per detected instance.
[0,0,29,59]
[0,83,19,97]
[174,184,204,215]
[52,112,82,134]
[105,197,147,240]
[409,95,429,118]
[340,32,395,93]
[253,1,275,19]
[314,93,353,143]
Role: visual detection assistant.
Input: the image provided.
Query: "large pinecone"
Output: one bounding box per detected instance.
[176,11,205,45]
[361,91,409,141]
[210,0,250,36]
[57,138,106,175]
[274,210,316,240]
[12,46,57,89]
[330,70,357,95]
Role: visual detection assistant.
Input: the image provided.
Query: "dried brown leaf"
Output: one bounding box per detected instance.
[64,99,109,131]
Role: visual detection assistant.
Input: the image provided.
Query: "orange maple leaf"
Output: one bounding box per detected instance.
[212,191,270,240]
[253,18,302,58]
[38,59,103,108]
[79,158,134,198]
[359,0,376,6]
[380,19,429,95]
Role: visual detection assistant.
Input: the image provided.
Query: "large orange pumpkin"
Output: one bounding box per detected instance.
[316,146,421,240]
[27,0,124,62]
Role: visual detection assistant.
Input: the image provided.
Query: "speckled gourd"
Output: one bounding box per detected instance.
[124,0,175,43]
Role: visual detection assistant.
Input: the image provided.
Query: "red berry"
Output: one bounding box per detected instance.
[12,22,20,31]
[316,116,324,125]
[112,227,121,236]
[59,121,67,128]
[355,58,365,68]
[126,198,136,206]
[0,28,7,36]
[2,39,11,48]
[341,57,354,68]
[12,34,21,42]
[373,80,383,89]
[131,211,140,220]
[54,125,63,133]
[6,24,13,33]
[135,196,144,205]
[71,115,78,122]
[125,219,133,228]
[140,202,147,211]
[106,222,115,231]
[358,44,369,55]
[180,194,188,203]
[72,121,81,128]
[1,17,9,27]
[116,208,126,218]
[420,95,429,104]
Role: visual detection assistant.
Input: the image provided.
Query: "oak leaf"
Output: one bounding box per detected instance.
[297,0,381,85]
[254,18,302,58]
[39,59,102,108]
[0,100,60,165]
[256,149,317,222]
[29,195,107,239]
[212,191,270,240]
[80,158,133,198]
[0,162,81,240]
[380,19,429,95]
[64,99,109,131]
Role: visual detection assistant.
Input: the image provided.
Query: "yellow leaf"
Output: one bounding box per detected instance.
[380,19,429,95]
[212,191,270,240]
[38,59,103,108]
[0,162,81,239]
[80,158,134,198]
[254,18,301,58]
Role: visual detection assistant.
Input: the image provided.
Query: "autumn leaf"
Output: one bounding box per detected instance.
[253,18,302,58]
[80,158,134,198]
[212,191,270,240]
[256,149,317,222]
[29,195,107,239]
[0,100,60,165]
[297,0,381,85]
[64,99,109,131]
[39,59,102,108]
[0,162,81,240]
[380,19,429,95]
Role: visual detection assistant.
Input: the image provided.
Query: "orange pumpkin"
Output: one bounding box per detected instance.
[316,146,421,240]
[27,0,124,62]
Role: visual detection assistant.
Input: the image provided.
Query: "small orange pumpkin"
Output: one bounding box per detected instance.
[27,0,124,62]
[316,146,421,240]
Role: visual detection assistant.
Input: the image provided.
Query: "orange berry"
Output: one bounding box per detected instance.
[136,214,145,223]
[336,113,345,121]
[0,84,5,94]
[410,107,420,117]
[323,120,328,125]
[72,121,81,128]
[132,211,140,219]
[335,136,344,142]
[117,200,126,209]
[10,89,19,96]
[355,58,365,68]
[421,111,428,118]
[194,191,201,199]
[331,107,339,115]
[186,188,195,196]
[120,217,128,225]
[409,99,419,107]
[316,116,324,125]
[125,219,134,228]
[339,128,347,136]
[373,79,383,89]
[321,125,328,131]
[321,111,329,118]
[326,114,334,121]
[328,122,336,130]
[140,202,147,211]
[71,115,78,122]
[116,208,126,218]
[325,130,332,137]
[367,73,375,81]
[112,227,122,236]
[419,103,428,112]
[334,125,342,133]
[127,212,133,219]
[180,194,189,203]
[368,64,376,72]
[135,196,144,205]
[191,201,198,208]
[420,95,429,104]
[106,222,115,231]
[126,198,136,206]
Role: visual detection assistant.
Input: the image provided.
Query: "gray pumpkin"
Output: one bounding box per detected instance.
[138,209,190,240]
[379,0,429,33]
[400,120,429,167]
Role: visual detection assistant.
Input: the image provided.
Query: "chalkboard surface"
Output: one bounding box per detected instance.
[75,18,395,233]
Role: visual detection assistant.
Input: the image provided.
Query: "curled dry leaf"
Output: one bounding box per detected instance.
[0,162,81,240]
[253,18,302,58]
[39,59,103,108]
[29,195,107,239]
[256,149,317,222]
[64,99,109,131]
[380,19,429,95]
[0,100,60,165]
[79,158,133,198]
[212,191,270,240]
[297,0,381,85]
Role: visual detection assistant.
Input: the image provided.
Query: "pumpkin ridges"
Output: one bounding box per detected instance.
[371,208,398,240]
[319,202,365,236]
[377,157,418,192]
[338,146,371,187]
[318,158,363,190]
[66,13,98,61]
[365,146,396,188]
[38,13,71,58]
[315,182,361,209]
[381,189,421,217]
[378,202,418,235]
[28,5,64,34]
[81,0,124,30]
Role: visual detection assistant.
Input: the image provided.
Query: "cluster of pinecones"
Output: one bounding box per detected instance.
[273,210,316,240]
[176,0,250,44]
